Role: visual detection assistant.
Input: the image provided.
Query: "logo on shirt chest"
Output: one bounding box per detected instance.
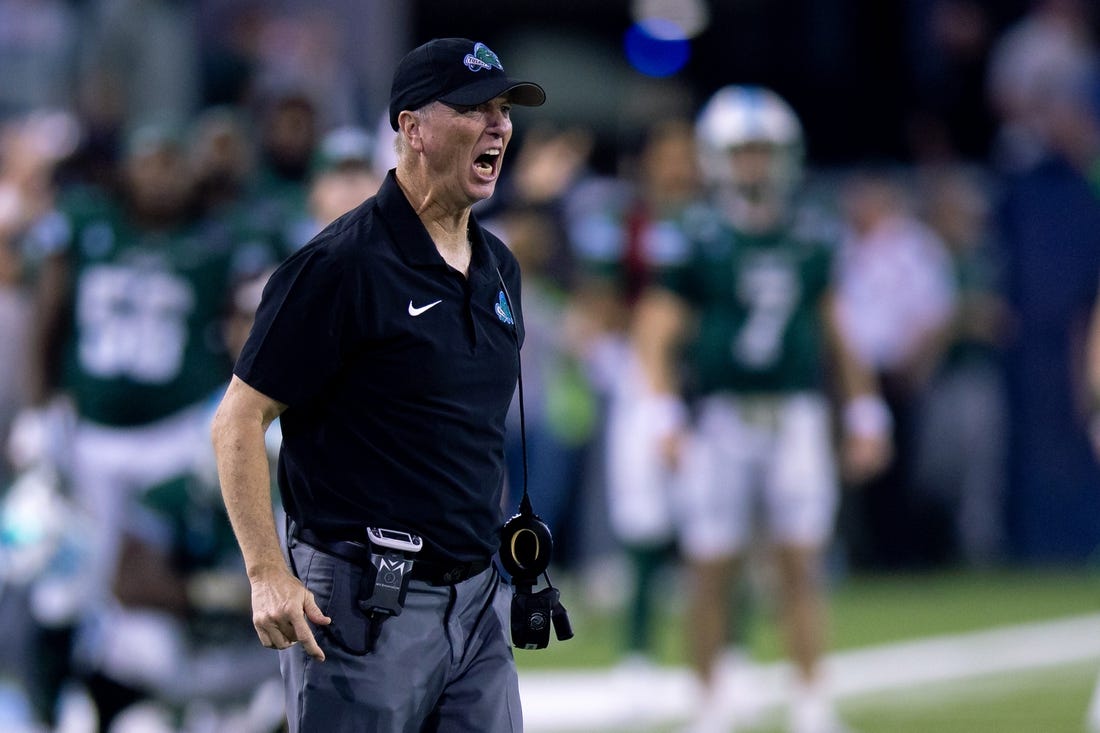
[408,299,442,316]
[494,291,514,325]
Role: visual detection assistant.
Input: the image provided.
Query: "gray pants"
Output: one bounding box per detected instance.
[280,542,522,733]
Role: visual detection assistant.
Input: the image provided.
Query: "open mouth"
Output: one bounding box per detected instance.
[474,149,500,177]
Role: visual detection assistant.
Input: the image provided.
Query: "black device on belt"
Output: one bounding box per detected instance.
[292,525,491,586]
[357,527,421,623]
[292,523,459,654]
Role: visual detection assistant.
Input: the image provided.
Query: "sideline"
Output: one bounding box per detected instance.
[519,613,1100,732]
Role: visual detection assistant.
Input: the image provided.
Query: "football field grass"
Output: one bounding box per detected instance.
[837,659,1097,733]
[515,564,1100,732]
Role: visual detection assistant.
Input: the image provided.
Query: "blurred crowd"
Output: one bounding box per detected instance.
[1,0,1100,731]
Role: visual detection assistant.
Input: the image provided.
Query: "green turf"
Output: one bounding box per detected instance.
[836,659,1099,733]
[516,566,1100,732]
[515,566,1100,671]
[826,568,1100,652]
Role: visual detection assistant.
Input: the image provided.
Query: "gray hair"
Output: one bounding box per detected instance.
[394,103,447,162]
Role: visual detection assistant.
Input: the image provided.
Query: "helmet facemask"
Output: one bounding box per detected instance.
[696,86,804,230]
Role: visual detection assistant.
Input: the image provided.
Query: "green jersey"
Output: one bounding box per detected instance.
[54,191,237,426]
[663,207,835,395]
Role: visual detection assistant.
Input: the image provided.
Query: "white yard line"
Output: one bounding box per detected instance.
[519,613,1100,732]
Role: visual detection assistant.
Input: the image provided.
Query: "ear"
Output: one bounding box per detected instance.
[398,109,425,152]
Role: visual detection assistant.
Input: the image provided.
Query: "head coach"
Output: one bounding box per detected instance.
[211,38,546,732]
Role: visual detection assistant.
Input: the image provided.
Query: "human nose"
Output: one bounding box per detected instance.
[485,105,511,134]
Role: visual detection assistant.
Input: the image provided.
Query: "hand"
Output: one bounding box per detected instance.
[250,566,332,661]
[7,407,48,470]
[7,399,77,470]
[659,430,683,472]
[841,432,893,486]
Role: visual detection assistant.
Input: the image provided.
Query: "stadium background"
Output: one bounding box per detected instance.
[4,0,1100,731]
[186,0,1100,565]
[219,0,1027,164]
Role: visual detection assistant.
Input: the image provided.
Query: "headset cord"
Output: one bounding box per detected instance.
[497,267,567,611]
[496,267,533,516]
[514,358,554,591]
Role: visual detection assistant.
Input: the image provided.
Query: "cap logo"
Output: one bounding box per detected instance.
[464,42,503,73]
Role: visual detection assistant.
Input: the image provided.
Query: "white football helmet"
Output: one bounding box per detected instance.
[695,85,804,200]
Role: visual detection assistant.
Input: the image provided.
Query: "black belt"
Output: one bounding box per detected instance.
[292,527,491,586]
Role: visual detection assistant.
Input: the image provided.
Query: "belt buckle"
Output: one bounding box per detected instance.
[366,527,422,554]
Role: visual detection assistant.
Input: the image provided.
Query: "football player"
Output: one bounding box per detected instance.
[634,86,891,733]
[18,124,257,729]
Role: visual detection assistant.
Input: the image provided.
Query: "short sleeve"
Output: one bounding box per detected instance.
[234,242,358,407]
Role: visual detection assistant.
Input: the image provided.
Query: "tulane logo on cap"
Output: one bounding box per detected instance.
[495,291,514,325]
[464,42,503,73]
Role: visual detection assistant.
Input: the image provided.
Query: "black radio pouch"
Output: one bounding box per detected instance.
[358,547,414,618]
[292,527,419,656]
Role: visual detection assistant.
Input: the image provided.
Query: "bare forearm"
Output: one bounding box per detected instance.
[212,382,331,659]
[27,255,69,404]
[822,293,877,402]
[217,433,284,576]
[632,287,691,395]
[212,380,287,579]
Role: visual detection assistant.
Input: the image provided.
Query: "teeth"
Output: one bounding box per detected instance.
[475,149,499,175]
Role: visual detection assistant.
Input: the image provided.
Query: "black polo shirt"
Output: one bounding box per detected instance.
[235,170,524,565]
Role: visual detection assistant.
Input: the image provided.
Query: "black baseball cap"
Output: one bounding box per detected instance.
[388,38,546,130]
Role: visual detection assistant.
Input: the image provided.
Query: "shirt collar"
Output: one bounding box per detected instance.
[376,169,500,285]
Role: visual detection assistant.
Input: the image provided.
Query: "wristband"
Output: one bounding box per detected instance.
[650,393,688,433]
[844,395,892,438]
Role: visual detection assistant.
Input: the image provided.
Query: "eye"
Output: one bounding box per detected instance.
[442,102,477,115]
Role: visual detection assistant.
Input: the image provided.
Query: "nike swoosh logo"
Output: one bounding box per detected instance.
[408,299,442,316]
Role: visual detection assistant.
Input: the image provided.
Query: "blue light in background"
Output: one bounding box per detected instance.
[623,20,690,78]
